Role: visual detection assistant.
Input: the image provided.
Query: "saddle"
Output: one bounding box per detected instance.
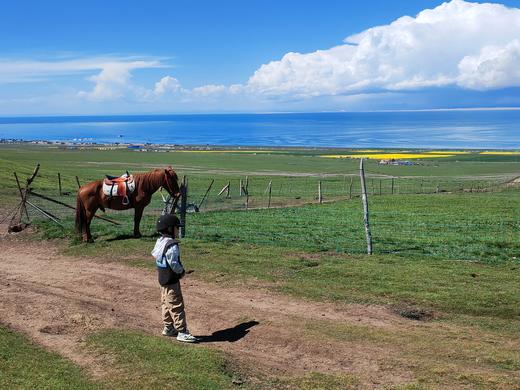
[102,172,136,205]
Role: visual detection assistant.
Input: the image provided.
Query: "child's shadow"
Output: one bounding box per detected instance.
[197,320,259,343]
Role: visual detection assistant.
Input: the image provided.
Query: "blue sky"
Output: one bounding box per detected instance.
[1,0,520,115]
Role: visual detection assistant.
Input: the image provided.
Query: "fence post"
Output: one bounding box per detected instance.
[58,173,62,196]
[76,176,81,188]
[198,179,214,209]
[379,179,382,195]
[239,179,243,196]
[349,176,353,199]
[226,181,230,198]
[391,177,394,195]
[359,159,373,255]
[267,180,272,208]
[180,176,187,238]
[245,176,250,210]
[13,172,30,221]
[318,180,322,203]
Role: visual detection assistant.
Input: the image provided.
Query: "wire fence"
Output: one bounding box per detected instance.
[9,169,520,262]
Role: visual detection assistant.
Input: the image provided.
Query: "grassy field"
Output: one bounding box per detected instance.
[1,144,519,388]
[2,325,356,389]
[0,325,96,389]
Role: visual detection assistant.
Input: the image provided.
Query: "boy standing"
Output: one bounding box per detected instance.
[152,214,198,343]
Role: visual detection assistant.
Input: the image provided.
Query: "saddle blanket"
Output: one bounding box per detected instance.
[102,173,136,199]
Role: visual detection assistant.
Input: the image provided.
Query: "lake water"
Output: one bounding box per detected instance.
[0,111,519,149]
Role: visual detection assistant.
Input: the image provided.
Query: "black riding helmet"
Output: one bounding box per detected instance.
[156,214,184,232]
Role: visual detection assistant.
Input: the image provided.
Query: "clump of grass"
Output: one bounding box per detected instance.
[0,325,96,389]
[86,329,238,389]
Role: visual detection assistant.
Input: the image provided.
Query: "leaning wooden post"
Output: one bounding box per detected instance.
[245,176,250,210]
[359,159,373,255]
[13,172,29,221]
[58,173,62,196]
[267,180,272,208]
[75,176,81,188]
[318,180,322,203]
[198,179,214,209]
[180,176,187,238]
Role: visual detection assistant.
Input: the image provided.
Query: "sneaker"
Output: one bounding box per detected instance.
[176,332,199,343]
[162,327,177,337]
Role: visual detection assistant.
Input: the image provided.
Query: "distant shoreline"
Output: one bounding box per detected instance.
[1,139,518,152]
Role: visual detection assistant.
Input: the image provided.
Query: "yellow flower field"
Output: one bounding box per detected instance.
[480,151,520,155]
[321,153,455,159]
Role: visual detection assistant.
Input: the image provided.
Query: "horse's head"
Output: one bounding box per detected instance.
[163,166,181,197]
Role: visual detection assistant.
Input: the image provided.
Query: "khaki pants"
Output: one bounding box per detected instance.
[160,282,187,332]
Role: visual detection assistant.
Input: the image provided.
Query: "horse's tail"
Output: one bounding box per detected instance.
[75,192,87,235]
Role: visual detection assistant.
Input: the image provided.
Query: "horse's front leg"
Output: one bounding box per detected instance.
[133,206,144,238]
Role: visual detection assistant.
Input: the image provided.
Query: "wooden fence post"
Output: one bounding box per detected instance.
[359,159,373,255]
[318,180,322,203]
[391,178,394,195]
[13,172,30,221]
[267,180,272,208]
[76,176,81,188]
[244,176,250,210]
[349,176,353,199]
[58,173,62,196]
[198,179,214,209]
[239,179,243,196]
[180,176,187,238]
[226,181,230,198]
[379,179,382,196]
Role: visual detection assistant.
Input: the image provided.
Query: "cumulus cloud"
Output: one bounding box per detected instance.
[153,75,181,95]
[246,0,520,97]
[78,60,163,101]
[457,39,520,89]
[191,84,227,96]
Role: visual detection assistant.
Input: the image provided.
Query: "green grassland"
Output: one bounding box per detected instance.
[1,144,519,389]
[0,326,96,390]
[2,325,355,389]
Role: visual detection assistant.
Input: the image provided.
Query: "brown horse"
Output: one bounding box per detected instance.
[75,167,181,242]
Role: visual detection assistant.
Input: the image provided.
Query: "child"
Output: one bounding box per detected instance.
[152,214,198,343]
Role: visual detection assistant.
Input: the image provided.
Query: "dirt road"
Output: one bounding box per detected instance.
[0,232,416,387]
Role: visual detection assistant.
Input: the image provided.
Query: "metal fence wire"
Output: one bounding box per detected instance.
[18,171,520,262]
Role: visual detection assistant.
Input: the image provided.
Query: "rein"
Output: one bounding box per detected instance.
[163,171,176,195]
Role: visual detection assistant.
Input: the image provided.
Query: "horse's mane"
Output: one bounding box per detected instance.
[133,169,164,193]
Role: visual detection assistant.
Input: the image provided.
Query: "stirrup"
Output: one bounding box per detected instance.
[122,196,130,205]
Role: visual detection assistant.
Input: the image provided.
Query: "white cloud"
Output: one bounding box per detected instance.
[153,75,181,95]
[78,60,163,101]
[457,39,520,89]
[246,0,520,97]
[191,84,226,96]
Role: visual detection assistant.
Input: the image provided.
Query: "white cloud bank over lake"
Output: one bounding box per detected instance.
[246,0,520,97]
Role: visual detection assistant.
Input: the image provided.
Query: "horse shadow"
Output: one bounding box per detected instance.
[197,320,259,343]
[105,233,157,242]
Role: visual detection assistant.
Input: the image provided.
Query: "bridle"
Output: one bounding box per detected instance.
[163,169,183,211]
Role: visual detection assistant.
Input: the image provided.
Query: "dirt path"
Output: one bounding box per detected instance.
[0,233,418,387]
